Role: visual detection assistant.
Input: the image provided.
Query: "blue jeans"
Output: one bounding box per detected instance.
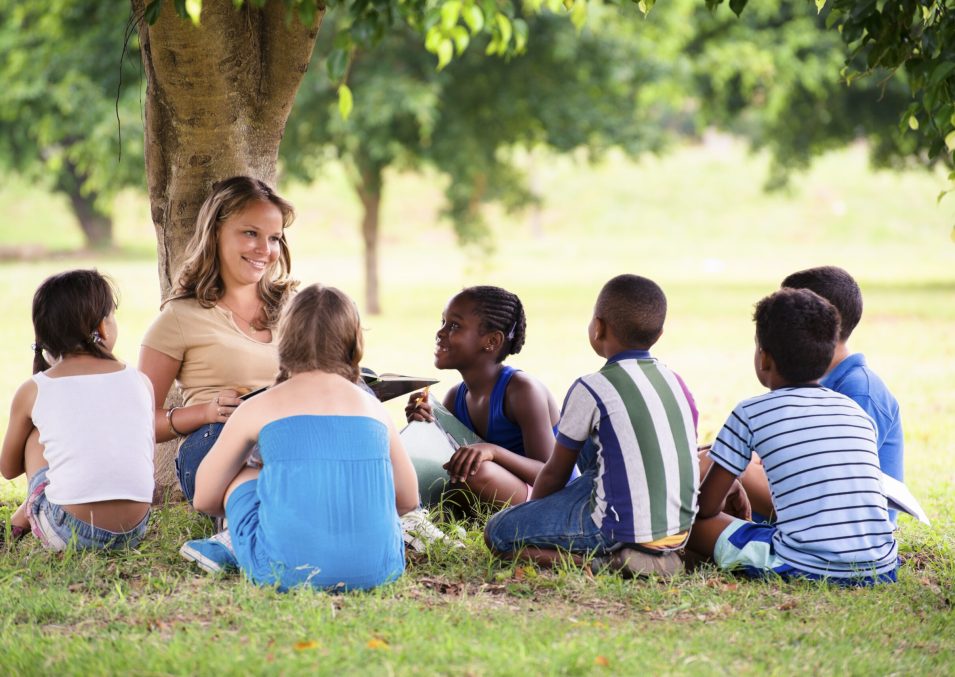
[485,468,614,555]
[26,468,150,552]
[176,423,224,503]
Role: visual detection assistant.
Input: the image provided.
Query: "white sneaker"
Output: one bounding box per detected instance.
[179,529,238,574]
[400,508,464,553]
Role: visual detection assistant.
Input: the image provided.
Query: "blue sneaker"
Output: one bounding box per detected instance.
[180,530,238,574]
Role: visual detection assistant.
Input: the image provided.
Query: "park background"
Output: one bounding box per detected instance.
[2,0,955,674]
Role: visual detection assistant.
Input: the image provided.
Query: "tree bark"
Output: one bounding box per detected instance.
[356,162,383,315]
[132,0,323,500]
[133,0,323,295]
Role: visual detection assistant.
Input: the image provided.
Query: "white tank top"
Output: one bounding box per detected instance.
[31,365,155,504]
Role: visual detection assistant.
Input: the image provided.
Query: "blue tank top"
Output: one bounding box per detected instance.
[251,415,404,591]
[454,366,528,456]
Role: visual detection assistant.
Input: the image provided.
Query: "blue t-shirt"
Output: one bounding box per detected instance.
[231,415,404,591]
[709,386,898,580]
[821,353,903,482]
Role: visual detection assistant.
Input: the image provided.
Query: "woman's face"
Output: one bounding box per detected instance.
[216,200,284,290]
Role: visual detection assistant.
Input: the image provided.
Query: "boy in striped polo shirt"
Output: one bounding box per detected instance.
[484,275,699,577]
[688,288,898,584]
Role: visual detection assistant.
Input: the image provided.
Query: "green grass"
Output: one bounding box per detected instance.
[1,139,954,675]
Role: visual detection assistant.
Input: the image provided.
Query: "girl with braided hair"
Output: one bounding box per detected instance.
[406,285,561,508]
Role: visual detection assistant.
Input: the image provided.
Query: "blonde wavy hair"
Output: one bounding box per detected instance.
[165,176,298,328]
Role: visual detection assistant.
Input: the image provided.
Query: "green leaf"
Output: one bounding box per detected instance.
[437,38,454,70]
[814,0,826,13]
[945,130,955,152]
[337,84,353,120]
[636,0,656,16]
[327,48,349,83]
[929,62,955,88]
[495,14,512,51]
[451,26,470,55]
[512,18,528,52]
[144,0,162,24]
[463,5,484,33]
[728,0,748,17]
[908,115,919,131]
[425,27,443,54]
[441,1,462,31]
[570,0,587,30]
[185,0,202,25]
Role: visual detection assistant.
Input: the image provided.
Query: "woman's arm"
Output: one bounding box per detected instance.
[139,346,235,442]
[192,407,257,516]
[0,380,37,480]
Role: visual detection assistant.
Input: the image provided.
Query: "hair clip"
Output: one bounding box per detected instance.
[506,321,517,341]
[31,342,42,354]
[89,330,103,345]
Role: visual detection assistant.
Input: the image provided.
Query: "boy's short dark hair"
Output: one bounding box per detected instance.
[781,266,862,342]
[754,288,839,384]
[596,274,666,349]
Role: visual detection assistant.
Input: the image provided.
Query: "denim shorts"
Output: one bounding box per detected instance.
[176,423,224,503]
[26,468,150,552]
[485,469,614,554]
[714,519,897,586]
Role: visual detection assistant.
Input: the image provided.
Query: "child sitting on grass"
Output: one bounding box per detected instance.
[1,270,154,549]
[484,274,699,577]
[187,284,419,591]
[687,288,898,585]
[406,285,561,509]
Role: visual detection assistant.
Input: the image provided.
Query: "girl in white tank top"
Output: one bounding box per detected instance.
[0,269,154,550]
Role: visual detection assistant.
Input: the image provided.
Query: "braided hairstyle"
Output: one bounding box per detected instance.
[457,285,526,363]
[31,269,119,374]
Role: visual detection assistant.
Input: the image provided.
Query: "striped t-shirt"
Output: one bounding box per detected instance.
[709,386,898,579]
[556,350,699,543]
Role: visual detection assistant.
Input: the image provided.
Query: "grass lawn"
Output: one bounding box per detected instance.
[1,141,953,675]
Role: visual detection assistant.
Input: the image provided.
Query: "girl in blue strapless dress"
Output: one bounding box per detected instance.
[190,284,419,591]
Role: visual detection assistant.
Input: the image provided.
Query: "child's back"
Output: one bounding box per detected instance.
[558,350,698,543]
[190,284,418,591]
[1,269,154,550]
[710,385,897,578]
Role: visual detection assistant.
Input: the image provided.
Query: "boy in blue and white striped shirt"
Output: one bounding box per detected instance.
[688,288,898,584]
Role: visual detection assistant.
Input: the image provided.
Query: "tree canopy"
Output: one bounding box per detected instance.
[0,0,144,247]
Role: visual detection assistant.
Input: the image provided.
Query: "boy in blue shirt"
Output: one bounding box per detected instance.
[688,288,898,585]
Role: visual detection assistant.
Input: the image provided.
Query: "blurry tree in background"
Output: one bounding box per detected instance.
[0,0,144,249]
[282,7,685,313]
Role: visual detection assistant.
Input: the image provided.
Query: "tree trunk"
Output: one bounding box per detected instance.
[63,181,113,250]
[356,163,384,315]
[132,0,322,500]
[133,0,323,295]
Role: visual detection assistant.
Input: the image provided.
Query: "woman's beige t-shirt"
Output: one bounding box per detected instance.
[141,298,279,407]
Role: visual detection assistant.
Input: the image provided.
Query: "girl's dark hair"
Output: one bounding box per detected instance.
[277,284,363,382]
[31,269,119,373]
[457,285,526,363]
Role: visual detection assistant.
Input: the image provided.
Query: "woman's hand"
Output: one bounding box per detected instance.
[405,389,433,422]
[207,389,241,423]
[443,443,495,483]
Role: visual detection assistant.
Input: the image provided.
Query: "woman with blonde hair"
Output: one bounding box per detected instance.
[139,177,297,562]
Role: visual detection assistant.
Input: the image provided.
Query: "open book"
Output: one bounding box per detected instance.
[881,473,930,525]
[361,371,438,403]
[238,370,437,404]
[400,398,482,506]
